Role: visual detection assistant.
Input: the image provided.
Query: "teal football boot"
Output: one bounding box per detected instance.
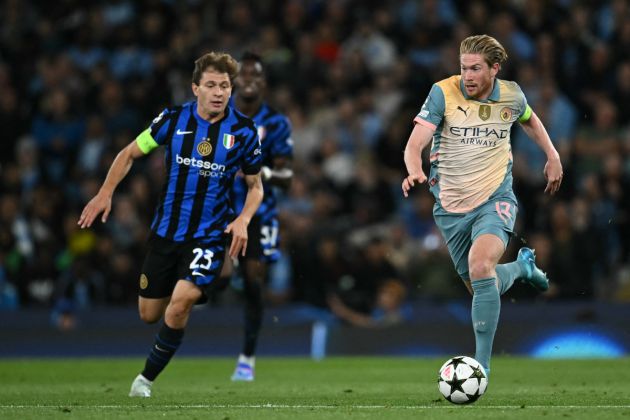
[517,247,549,292]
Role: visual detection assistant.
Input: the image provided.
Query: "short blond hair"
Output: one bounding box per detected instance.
[192,52,238,85]
[460,35,508,67]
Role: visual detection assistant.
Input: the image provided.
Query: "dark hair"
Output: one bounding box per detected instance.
[241,51,263,66]
[239,51,265,77]
[192,52,238,85]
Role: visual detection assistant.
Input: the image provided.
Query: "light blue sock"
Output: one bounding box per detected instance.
[495,261,527,295]
[471,278,500,374]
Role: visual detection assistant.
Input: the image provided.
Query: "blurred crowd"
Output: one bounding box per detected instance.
[1,0,630,323]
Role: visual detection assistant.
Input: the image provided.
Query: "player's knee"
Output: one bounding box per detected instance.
[244,276,264,299]
[138,302,165,324]
[244,260,265,284]
[138,309,161,324]
[166,296,195,321]
[220,256,233,277]
[469,259,495,280]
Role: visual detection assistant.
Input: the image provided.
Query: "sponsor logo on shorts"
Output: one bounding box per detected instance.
[140,274,148,290]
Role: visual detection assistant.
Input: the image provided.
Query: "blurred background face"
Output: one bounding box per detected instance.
[235,60,265,102]
[460,53,498,99]
[192,68,232,118]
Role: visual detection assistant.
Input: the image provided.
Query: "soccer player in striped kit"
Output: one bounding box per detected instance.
[227,52,293,381]
[402,35,563,377]
[78,52,263,397]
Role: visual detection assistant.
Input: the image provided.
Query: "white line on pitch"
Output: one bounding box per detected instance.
[2,404,630,409]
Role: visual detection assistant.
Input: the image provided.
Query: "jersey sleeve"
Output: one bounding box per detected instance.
[413,84,445,131]
[135,108,172,154]
[268,116,293,158]
[515,83,533,123]
[241,128,263,175]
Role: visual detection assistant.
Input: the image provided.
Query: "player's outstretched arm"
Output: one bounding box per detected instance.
[402,123,434,197]
[225,172,264,258]
[77,141,145,228]
[519,111,563,195]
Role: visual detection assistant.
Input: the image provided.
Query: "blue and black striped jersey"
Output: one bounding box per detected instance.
[230,102,292,221]
[135,101,261,242]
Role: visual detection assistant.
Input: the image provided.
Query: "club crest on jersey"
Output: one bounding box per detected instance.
[257,126,266,142]
[479,105,491,121]
[140,274,148,290]
[223,133,235,149]
[500,107,513,122]
[197,139,213,156]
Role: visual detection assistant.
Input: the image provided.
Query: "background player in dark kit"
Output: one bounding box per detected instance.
[228,52,293,381]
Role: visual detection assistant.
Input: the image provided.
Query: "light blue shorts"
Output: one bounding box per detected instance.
[433,192,517,281]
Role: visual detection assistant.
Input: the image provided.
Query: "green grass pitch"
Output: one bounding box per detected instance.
[1,357,630,419]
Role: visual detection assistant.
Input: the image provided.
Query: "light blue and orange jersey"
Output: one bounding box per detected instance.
[414,75,532,213]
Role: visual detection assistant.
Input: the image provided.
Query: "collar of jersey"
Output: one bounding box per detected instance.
[459,77,500,102]
[192,101,231,125]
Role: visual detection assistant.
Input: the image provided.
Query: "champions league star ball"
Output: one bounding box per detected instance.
[438,356,488,404]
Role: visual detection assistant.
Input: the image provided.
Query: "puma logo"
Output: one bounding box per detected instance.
[457,106,469,116]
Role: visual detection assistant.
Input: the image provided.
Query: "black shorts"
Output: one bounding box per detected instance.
[139,233,228,298]
[243,215,280,263]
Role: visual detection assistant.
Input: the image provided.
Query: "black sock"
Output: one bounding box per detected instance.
[141,322,184,381]
[243,279,263,356]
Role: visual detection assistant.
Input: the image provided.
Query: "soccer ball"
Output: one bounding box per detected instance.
[437,356,488,404]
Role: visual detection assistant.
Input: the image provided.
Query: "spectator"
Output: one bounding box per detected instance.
[0,1,627,308]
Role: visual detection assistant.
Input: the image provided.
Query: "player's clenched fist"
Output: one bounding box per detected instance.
[402,173,427,197]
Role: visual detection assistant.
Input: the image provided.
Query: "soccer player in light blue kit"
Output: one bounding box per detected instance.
[402,35,563,376]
